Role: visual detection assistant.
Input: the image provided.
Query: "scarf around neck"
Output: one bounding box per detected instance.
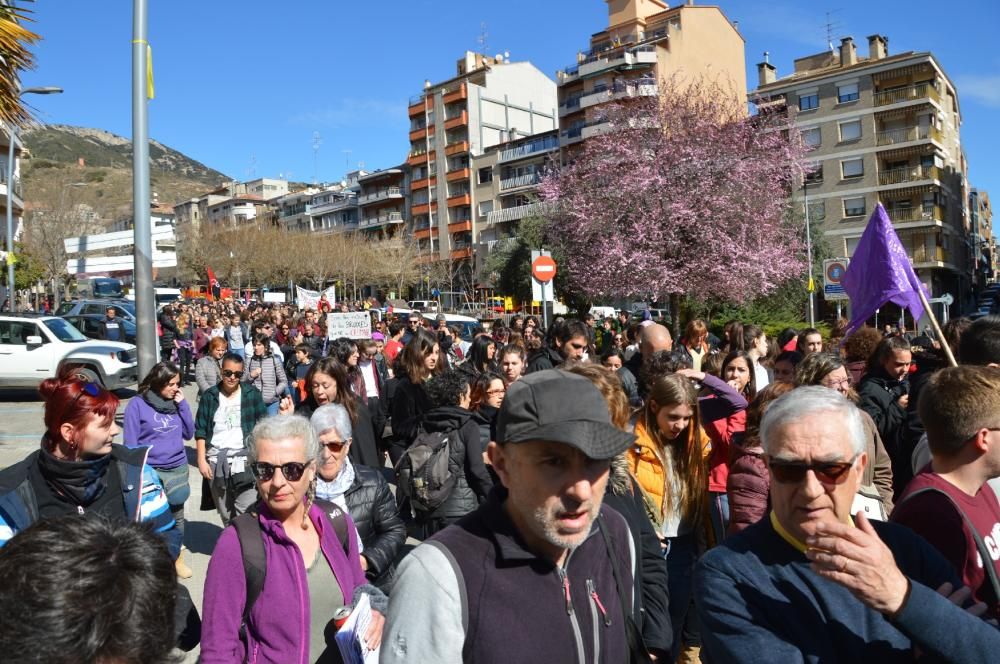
[316,458,356,509]
[143,390,179,414]
[37,442,113,507]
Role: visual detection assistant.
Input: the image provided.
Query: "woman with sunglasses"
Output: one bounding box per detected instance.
[286,358,381,469]
[795,352,895,515]
[0,367,180,561]
[202,415,386,663]
[311,405,405,591]
[123,361,195,578]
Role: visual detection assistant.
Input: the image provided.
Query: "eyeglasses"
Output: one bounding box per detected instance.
[768,455,859,486]
[323,438,352,451]
[250,461,310,482]
[486,388,506,396]
[221,369,244,379]
[281,327,289,331]
[822,377,852,390]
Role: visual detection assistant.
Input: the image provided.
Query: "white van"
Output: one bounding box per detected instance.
[589,306,617,320]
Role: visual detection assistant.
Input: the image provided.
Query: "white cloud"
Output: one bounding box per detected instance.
[288,98,405,127]
[955,74,1000,108]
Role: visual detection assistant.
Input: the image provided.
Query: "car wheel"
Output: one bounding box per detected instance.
[66,366,101,387]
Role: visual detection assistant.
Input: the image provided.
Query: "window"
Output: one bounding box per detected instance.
[802,127,821,148]
[478,200,494,216]
[798,93,819,111]
[844,196,866,217]
[807,201,826,220]
[838,82,860,103]
[478,167,493,184]
[804,163,823,184]
[839,120,862,142]
[841,158,864,179]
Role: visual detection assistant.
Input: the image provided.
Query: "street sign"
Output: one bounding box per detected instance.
[823,258,850,301]
[532,255,557,283]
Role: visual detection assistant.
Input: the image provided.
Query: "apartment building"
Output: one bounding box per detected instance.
[407,51,557,273]
[0,127,23,249]
[275,188,319,233]
[358,167,407,239]
[174,178,290,229]
[754,35,969,303]
[557,0,746,151]
[472,129,560,275]
[310,188,359,235]
[970,188,994,287]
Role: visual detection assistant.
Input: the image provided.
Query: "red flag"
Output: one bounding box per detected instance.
[206,267,220,301]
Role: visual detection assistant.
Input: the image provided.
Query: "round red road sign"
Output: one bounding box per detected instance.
[532,255,557,283]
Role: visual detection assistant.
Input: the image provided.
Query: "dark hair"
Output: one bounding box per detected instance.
[499,343,525,361]
[960,315,1000,366]
[400,328,440,382]
[553,319,589,347]
[425,370,471,409]
[843,327,883,363]
[39,367,120,445]
[466,335,497,375]
[251,333,271,355]
[776,327,799,349]
[641,349,693,393]
[470,371,504,411]
[388,321,405,337]
[722,349,757,400]
[742,324,764,351]
[294,343,312,355]
[221,352,245,367]
[305,357,360,425]
[601,348,626,365]
[724,321,745,353]
[137,362,181,395]
[329,337,358,367]
[0,517,177,664]
[867,336,912,374]
[941,317,972,361]
[796,328,822,354]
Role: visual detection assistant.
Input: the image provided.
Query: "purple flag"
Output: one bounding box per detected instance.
[841,203,928,335]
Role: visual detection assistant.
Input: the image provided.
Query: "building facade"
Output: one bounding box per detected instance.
[754,35,969,306]
[407,51,557,276]
[0,128,24,248]
[970,188,994,287]
[358,167,408,239]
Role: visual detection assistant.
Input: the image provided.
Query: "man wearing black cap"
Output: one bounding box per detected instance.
[382,370,645,663]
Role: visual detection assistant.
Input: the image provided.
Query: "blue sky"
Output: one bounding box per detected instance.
[21,0,1000,221]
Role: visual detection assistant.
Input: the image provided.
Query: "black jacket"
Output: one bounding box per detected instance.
[471,405,498,455]
[390,375,432,446]
[858,367,909,493]
[159,314,178,349]
[296,396,381,469]
[525,346,564,374]
[418,405,493,521]
[343,464,406,591]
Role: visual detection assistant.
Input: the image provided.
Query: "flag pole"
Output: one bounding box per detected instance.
[916,288,957,367]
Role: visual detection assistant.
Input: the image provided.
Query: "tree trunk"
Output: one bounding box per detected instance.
[669,292,682,340]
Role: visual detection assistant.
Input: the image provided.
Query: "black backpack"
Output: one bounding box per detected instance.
[232,499,351,641]
[394,427,460,512]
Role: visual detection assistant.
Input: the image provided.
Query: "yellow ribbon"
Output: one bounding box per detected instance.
[132,39,154,99]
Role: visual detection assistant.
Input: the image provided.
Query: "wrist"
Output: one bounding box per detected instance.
[886,577,912,618]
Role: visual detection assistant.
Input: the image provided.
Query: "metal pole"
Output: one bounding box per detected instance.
[6,124,14,312]
[132,0,157,376]
[804,182,815,326]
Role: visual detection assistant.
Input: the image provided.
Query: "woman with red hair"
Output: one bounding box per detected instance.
[0,368,180,558]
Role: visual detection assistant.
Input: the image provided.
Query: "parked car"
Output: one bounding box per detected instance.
[61,314,137,344]
[0,314,138,390]
[407,312,480,341]
[408,300,439,313]
[55,299,136,323]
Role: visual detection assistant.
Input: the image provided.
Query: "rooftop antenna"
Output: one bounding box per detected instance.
[247,153,257,180]
[825,10,844,55]
[763,51,770,64]
[342,149,352,172]
[312,131,322,184]
[477,21,489,53]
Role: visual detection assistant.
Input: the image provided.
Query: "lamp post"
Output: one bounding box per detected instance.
[6,86,63,312]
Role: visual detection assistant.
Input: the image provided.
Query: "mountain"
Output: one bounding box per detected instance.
[20,124,231,226]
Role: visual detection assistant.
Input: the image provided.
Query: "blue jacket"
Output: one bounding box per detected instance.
[0,444,181,559]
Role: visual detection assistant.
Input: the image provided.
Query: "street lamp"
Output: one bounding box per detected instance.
[6,86,63,312]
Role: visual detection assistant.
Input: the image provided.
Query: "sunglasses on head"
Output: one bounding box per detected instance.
[250,461,310,482]
[221,369,244,379]
[767,455,859,486]
[69,379,102,409]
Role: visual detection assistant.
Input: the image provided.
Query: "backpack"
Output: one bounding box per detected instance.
[394,427,460,512]
[232,498,351,642]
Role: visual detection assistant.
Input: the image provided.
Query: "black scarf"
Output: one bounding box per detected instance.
[143,390,179,414]
[36,444,112,507]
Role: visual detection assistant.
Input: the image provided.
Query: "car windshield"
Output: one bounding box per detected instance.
[44,318,89,342]
[94,281,123,298]
[55,302,76,315]
[117,301,136,316]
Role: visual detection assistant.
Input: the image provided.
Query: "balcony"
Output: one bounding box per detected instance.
[876,125,942,147]
[487,201,548,224]
[408,96,426,117]
[487,237,518,253]
[411,202,436,216]
[582,119,612,139]
[499,135,560,163]
[410,176,436,190]
[578,45,657,78]
[0,173,23,210]
[443,83,468,105]
[445,140,469,156]
[359,211,405,229]
[451,246,473,260]
[911,243,946,265]
[444,110,468,130]
[558,64,580,83]
[446,193,471,207]
[885,205,945,224]
[559,93,583,116]
[358,187,402,205]
[878,165,940,187]
[413,226,433,240]
[407,149,429,166]
[561,125,585,145]
[446,167,470,182]
[500,172,542,191]
[873,82,941,107]
[448,220,472,233]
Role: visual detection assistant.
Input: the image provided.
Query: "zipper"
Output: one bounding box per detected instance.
[586,579,603,663]
[587,578,612,626]
[556,559,586,664]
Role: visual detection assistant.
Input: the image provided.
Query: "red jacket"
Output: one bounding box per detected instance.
[726,443,769,535]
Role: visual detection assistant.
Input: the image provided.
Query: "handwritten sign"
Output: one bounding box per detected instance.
[327,312,372,340]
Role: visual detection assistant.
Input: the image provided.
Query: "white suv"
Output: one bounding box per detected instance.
[0,314,139,390]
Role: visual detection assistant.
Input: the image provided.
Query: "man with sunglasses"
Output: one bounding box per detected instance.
[194,352,268,524]
[695,387,990,663]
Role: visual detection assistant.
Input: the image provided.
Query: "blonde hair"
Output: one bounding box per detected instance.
[563,363,631,429]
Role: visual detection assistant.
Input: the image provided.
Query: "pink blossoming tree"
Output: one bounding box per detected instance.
[539,76,809,326]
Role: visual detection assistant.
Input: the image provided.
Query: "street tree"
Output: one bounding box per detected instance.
[539,75,808,335]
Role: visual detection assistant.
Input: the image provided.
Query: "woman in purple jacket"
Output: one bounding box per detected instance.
[123,361,195,578]
[201,415,386,664]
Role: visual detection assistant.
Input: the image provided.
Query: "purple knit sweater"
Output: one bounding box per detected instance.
[201,502,368,664]
[122,396,193,469]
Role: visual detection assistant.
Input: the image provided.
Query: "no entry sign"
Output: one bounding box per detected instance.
[532,255,557,283]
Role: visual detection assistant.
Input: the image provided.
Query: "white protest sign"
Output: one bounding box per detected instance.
[263,291,286,303]
[296,285,336,310]
[327,311,372,340]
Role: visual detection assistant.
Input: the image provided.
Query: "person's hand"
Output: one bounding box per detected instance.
[897,394,910,409]
[173,390,185,403]
[251,368,262,379]
[676,368,706,382]
[198,457,213,481]
[364,609,385,650]
[935,582,996,625]
[804,511,910,615]
[278,396,294,415]
[359,555,369,572]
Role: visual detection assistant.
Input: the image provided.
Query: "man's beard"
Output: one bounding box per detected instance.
[531,496,603,552]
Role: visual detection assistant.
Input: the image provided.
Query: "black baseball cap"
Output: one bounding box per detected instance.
[497,370,635,460]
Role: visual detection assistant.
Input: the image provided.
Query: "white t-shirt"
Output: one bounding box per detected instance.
[210,388,244,456]
[753,359,770,390]
[359,360,380,399]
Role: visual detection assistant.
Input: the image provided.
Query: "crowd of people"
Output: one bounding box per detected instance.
[2,294,1000,663]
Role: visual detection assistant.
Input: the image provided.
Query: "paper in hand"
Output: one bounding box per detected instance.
[334,593,379,664]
